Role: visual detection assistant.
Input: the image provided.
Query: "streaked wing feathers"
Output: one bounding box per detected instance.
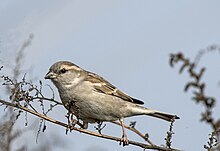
[86,72,144,105]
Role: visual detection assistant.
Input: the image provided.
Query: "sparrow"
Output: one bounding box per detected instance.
[45,61,179,145]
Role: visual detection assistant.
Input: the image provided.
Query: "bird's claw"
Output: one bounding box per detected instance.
[119,134,129,146]
[67,118,77,130]
[71,119,88,129]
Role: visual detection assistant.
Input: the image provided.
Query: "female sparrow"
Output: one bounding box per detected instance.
[45,61,179,145]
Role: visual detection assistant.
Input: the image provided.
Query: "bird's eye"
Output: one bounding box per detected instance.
[60,68,67,74]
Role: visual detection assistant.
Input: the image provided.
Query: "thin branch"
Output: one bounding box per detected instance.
[170,52,219,130]
[170,52,220,150]
[32,97,62,105]
[39,98,155,146]
[165,118,175,148]
[0,99,179,151]
[111,121,155,146]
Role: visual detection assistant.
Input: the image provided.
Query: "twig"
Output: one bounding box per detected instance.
[170,53,218,130]
[170,52,220,150]
[111,121,155,146]
[32,97,62,105]
[204,130,219,150]
[165,118,175,148]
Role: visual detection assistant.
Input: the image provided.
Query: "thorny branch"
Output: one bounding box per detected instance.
[170,52,220,150]
[165,117,176,149]
[13,33,34,80]
[194,44,220,67]
[204,130,220,150]
[0,34,67,151]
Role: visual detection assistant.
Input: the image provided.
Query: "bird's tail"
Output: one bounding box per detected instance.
[147,111,179,122]
[132,106,180,122]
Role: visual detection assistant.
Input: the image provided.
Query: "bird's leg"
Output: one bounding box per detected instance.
[70,114,88,129]
[70,113,78,127]
[65,112,77,130]
[65,102,87,129]
[119,118,129,146]
[82,121,88,129]
[65,111,76,134]
[65,111,82,128]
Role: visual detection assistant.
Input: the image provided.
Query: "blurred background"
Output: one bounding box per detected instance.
[0,1,220,150]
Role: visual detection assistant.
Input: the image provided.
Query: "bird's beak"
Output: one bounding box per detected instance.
[44,72,56,79]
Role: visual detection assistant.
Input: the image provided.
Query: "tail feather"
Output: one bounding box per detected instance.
[148,111,180,122]
[131,106,179,122]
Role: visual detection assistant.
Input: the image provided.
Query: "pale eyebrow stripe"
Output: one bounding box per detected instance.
[62,65,81,71]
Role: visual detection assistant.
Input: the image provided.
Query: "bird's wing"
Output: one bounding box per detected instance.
[85,72,144,105]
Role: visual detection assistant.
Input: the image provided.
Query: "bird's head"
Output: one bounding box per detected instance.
[45,61,83,89]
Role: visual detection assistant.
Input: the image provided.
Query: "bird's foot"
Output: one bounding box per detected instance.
[66,112,77,128]
[70,118,78,127]
[66,118,77,134]
[81,121,88,129]
[71,119,88,129]
[119,134,129,146]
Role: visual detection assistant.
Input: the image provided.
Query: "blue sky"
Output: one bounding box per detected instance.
[1,1,220,151]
